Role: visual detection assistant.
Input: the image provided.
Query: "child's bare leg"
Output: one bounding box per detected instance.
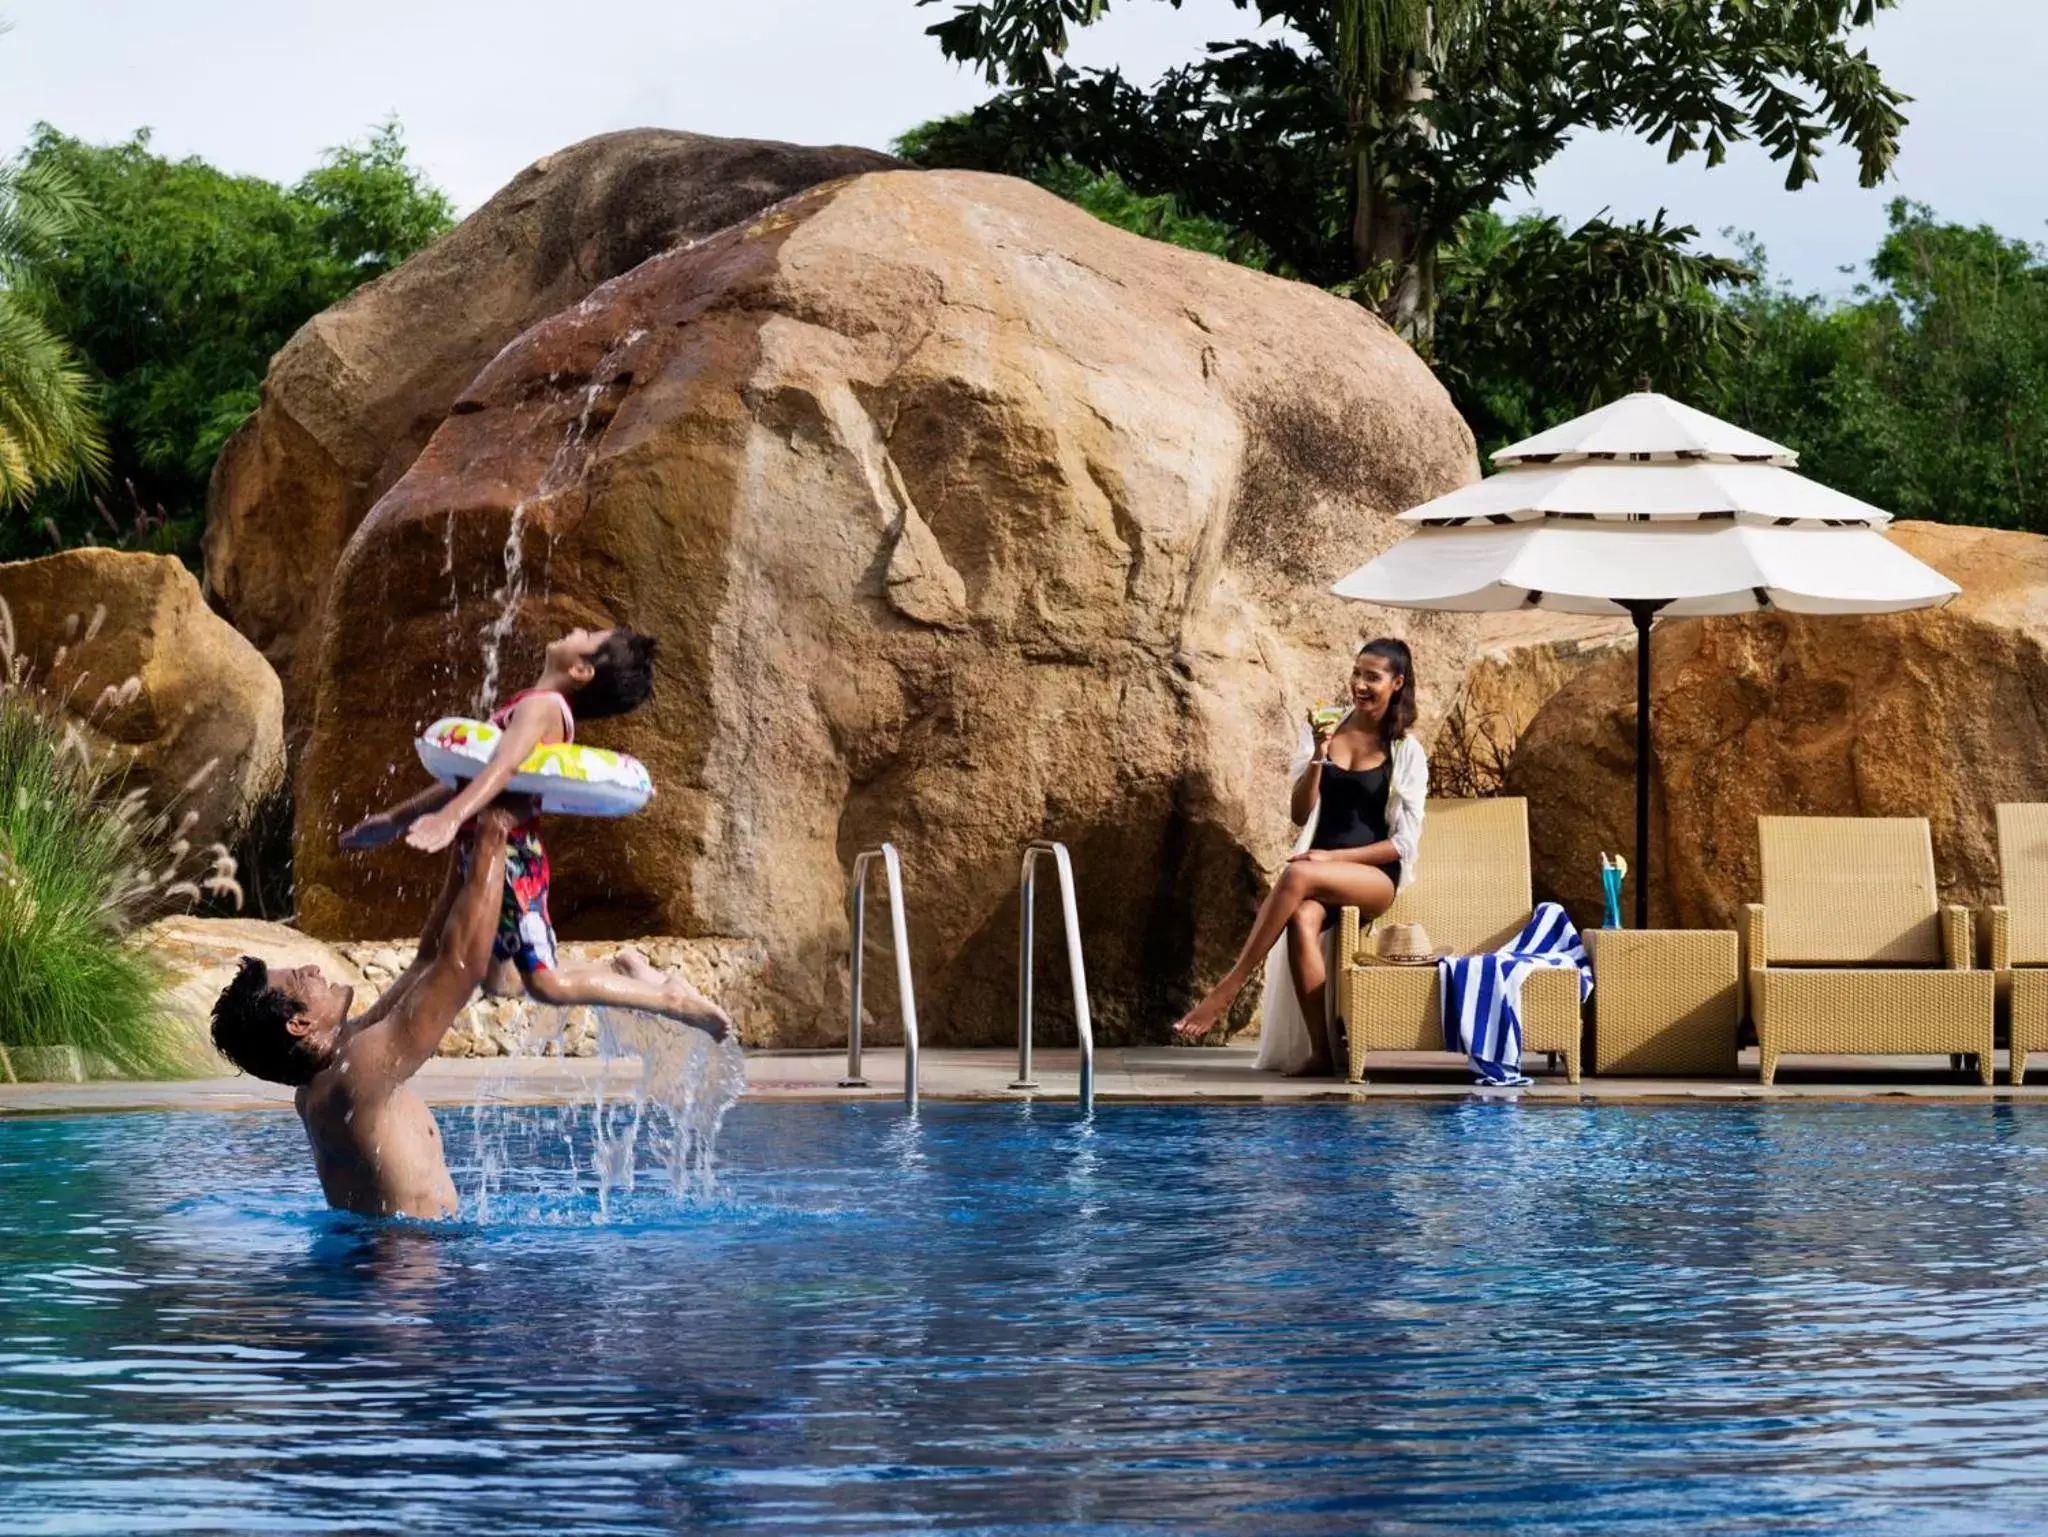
[482,956,525,999]
[609,947,658,980]
[527,959,732,1042]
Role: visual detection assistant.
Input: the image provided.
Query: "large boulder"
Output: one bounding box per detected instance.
[137,916,367,1073]
[292,166,1611,1047]
[1510,520,2048,930]
[204,129,902,728]
[0,549,285,853]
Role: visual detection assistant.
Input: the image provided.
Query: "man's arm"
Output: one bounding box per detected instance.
[343,834,476,1029]
[345,808,515,1088]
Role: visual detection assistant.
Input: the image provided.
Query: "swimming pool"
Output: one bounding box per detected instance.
[5,1100,2048,1533]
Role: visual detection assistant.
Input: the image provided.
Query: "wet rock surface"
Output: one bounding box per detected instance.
[205,129,901,728]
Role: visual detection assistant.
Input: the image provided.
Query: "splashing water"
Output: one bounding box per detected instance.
[472,500,529,716]
[463,1007,747,1225]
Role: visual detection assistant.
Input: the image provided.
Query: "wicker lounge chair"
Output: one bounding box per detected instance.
[1745,816,1992,1086]
[1336,797,1582,1084]
[1992,804,2048,1085]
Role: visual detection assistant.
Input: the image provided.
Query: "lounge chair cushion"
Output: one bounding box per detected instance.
[1997,804,2048,967]
[1757,816,1943,965]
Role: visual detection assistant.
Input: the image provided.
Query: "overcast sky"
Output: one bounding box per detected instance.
[1,0,2040,296]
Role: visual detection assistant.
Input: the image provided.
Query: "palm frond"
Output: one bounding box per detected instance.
[0,295,107,505]
[0,155,93,276]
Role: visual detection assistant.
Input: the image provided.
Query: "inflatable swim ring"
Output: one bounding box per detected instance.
[415,717,654,818]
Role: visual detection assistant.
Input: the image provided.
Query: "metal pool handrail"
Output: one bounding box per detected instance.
[1012,839,1096,1112]
[843,843,920,1110]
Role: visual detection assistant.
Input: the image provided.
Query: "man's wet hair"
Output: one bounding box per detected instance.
[574,627,658,719]
[211,957,326,1087]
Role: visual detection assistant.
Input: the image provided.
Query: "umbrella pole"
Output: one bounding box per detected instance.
[1624,600,1668,929]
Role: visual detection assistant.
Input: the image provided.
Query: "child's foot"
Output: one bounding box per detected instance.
[610,947,660,981]
[339,812,400,850]
[662,972,733,1043]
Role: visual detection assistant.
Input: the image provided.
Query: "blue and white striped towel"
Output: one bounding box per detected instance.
[1438,903,1593,1087]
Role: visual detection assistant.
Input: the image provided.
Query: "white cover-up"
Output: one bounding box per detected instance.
[1255,718,1428,1075]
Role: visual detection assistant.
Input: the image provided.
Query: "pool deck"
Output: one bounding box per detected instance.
[2,1047,2045,1114]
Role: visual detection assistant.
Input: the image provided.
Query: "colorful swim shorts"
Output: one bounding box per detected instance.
[494,820,558,974]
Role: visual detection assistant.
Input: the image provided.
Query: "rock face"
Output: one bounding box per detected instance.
[291,166,1525,1047]
[0,549,285,853]
[1510,521,2048,930]
[137,916,367,1073]
[204,129,902,727]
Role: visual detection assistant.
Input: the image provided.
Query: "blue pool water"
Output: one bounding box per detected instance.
[6,1100,2048,1533]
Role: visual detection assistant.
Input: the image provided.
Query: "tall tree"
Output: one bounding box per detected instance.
[912,0,1906,338]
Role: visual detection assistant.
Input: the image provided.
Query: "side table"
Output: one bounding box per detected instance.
[1586,929,1740,1077]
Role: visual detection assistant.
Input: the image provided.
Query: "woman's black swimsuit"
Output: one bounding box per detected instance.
[1309,759,1401,927]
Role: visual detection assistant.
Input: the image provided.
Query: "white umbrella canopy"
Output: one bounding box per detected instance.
[1336,521,1959,616]
[1491,391,1796,466]
[1332,393,1959,926]
[1394,459,1895,528]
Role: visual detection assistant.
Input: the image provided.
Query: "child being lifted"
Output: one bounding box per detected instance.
[341,625,730,1042]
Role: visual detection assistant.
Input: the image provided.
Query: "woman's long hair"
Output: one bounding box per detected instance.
[1360,638,1417,748]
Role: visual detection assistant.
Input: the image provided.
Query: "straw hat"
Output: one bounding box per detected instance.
[1358,921,1445,966]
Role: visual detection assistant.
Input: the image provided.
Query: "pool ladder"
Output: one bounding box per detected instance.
[841,843,920,1109]
[1011,841,1096,1113]
[841,839,1096,1112]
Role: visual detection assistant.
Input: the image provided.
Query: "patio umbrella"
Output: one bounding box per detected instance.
[1332,392,1959,927]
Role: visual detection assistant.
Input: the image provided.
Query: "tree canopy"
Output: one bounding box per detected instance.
[1714,201,2048,535]
[910,0,1906,337]
[4,121,453,562]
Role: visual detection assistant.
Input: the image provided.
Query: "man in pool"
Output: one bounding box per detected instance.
[209,804,524,1220]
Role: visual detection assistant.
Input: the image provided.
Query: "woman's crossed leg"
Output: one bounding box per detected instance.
[1172,856,1399,1066]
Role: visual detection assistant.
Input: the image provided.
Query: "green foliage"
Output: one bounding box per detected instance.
[0,152,107,506]
[1716,201,2048,534]
[0,686,184,1078]
[910,1,1906,332]
[1436,208,1755,449]
[5,120,453,563]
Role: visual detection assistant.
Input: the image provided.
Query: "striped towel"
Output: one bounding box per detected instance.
[1438,903,1593,1087]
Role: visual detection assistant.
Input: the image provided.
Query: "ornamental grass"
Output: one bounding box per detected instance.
[0,600,240,1078]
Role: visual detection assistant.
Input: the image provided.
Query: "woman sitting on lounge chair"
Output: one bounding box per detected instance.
[1172,638,1428,1076]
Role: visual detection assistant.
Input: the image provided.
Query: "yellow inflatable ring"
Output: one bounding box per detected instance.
[415,717,653,818]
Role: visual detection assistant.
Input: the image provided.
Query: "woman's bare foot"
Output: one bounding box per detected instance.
[1172,994,1231,1043]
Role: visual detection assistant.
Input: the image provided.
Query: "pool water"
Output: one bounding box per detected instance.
[6,1101,2048,1533]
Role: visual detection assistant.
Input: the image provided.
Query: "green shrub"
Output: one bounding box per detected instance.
[0,638,233,1076]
